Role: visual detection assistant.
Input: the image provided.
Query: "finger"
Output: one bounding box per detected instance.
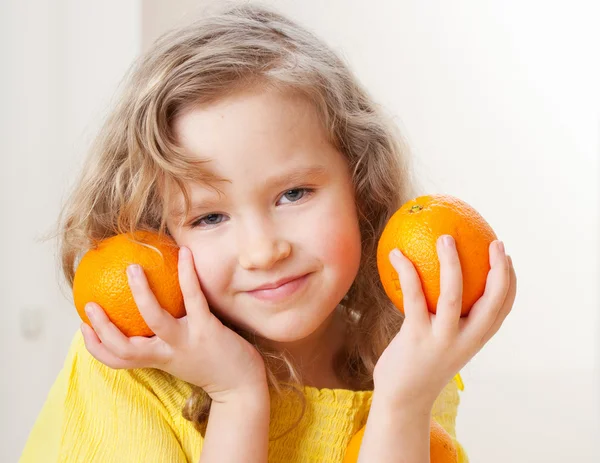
[461,241,510,341]
[389,249,430,327]
[178,246,212,334]
[81,321,141,369]
[126,264,180,344]
[479,255,517,346]
[84,303,163,368]
[434,235,463,335]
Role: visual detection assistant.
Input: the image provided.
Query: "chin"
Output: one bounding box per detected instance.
[231,304,334,344]
[261,312,325,342]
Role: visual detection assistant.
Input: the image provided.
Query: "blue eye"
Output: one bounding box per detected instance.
[279,188,313,204]
[191,213,225,228]
[189,187,315,229]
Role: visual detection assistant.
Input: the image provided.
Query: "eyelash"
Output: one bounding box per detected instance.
[189,187,316,229]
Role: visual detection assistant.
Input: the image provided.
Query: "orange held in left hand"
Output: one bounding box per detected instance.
[374,193,517,409]
[377,194,499,317]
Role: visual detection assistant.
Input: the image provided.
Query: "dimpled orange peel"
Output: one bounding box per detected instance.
[73,230,185,337]
[376,194,497,316]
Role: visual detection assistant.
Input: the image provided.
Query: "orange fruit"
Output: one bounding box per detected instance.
[343,419,458,462]
[343,426,365,463]
[430,419,459,462]
[377,194,497,316]
[73,230,185,337]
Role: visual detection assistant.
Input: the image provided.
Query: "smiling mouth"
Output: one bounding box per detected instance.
[246,273,311,302]
[250,273,307,292]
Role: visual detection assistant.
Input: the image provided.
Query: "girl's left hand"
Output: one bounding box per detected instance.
[373,235,517,411]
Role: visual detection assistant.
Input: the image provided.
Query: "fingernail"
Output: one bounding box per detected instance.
[497,240,505,254]
[389,248,403,264]
[85,303,96,321]
[439,235,454,248]
[179,246,188,259]
[127,264,142,278]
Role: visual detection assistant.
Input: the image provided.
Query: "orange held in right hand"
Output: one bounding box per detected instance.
[343,419,458,463]
[73,230,185,337]
[74,230,268,400]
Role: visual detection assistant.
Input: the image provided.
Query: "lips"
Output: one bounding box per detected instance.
[246,273,311,302]
[251,274,306,291]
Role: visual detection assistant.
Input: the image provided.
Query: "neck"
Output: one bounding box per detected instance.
[258,307,350,390]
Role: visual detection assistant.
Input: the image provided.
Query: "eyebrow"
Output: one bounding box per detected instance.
[263,164,329,190]
[171,164,329,218]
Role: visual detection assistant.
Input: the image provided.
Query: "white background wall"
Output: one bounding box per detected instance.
[2,1,598,462]
[1,1,142,461]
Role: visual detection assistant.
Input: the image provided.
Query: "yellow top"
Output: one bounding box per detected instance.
[20,331,469,462]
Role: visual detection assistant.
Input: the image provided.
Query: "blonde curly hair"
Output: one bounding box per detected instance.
[55,1,422,436]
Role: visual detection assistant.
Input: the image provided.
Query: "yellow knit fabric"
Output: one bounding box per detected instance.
[20,331,469,462]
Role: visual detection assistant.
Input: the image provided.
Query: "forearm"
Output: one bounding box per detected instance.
[199,388,270,463]
[358,394,432,463]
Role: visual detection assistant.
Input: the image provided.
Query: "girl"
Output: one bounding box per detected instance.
[21,3,516,462]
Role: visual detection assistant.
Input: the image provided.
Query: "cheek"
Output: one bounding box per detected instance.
[186,244,229,308]
[311,198,362,276]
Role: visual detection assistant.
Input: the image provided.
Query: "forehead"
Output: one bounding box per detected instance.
[166,86,348,212]
[176,87,331,154]
[172,87,340,183]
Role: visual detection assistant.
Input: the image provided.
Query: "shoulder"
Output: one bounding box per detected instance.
[64,329,194,419]
[20,330,199,462]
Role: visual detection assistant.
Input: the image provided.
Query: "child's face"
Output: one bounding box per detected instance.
[166,86,362,343]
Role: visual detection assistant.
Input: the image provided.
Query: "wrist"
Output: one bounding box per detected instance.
[203,384,270,462]
[371,388,434,419]
[210,393,270,424]
[359,392,432,463]
[211,382,270,407]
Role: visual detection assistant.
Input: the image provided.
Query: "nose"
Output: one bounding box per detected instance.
[238,221,291,270]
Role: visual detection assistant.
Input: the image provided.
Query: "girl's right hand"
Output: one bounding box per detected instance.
[80,246,268,404]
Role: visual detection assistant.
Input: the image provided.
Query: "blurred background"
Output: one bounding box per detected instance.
[1,0,598,461]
